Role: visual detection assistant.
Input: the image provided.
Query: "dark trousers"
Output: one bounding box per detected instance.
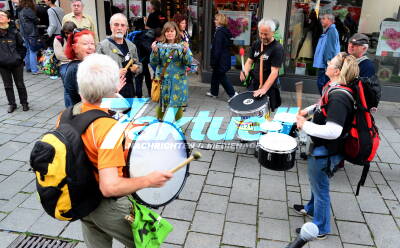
[135,62,152,98]
[210,70,235,97]
[317,68,330,95]
[119,72,135,99]
[0,64,28,106]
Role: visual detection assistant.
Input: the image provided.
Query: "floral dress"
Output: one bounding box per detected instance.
[150,42,193,108]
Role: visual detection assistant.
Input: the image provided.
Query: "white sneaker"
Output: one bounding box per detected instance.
[206,92,217,98]
[227,92,239,103]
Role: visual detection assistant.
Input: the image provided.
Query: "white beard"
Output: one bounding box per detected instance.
[114,33,124,39]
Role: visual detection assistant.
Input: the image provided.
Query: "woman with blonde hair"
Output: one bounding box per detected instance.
[207,13,237,100]
[150,21,192,121]
[294,52,359,240]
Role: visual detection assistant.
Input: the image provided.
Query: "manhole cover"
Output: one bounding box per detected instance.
[8,234,77,248]
[387,116,400,129]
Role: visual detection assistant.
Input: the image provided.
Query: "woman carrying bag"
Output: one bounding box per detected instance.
[150,21,192,122]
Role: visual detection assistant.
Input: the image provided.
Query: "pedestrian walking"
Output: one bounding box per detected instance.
[313,13,340,95]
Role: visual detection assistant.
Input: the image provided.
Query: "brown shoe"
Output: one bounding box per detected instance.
[7,105,16,113]
[22,104,29,111]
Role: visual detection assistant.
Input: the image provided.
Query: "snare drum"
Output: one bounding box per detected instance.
[125,120,189,208]
[260,121,283,133]
[229,91,270,135]
[273,112,297,136]
[257,132,297,171]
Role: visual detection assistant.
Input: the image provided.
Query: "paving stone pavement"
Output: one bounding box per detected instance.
[1,73,400,247]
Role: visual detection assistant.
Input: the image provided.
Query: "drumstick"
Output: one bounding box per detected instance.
[295,81,303,113]
[169,152,202,174]
[259,41,264,89]
[239,47,245,72]
[124,59,134,70]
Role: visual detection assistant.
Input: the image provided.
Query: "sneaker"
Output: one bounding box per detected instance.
[206,92,217,98]
[295,228,327,240]
[32,71,41,75]
[50,75,58,80]
[293,204,308,215]
[227,92,239,103]
[22,104,29,111]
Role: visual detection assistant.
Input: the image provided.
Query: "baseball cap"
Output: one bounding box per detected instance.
[349,33,369,45]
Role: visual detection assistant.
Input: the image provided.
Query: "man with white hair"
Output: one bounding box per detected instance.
[313,13,340,94]
[75,53,172,247]
[97,13,142,99]
[347,33,375,77]
[62,0,98,42]
[241,18,284,111]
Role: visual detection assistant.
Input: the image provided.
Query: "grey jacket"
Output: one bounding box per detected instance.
[97,38,142,75]
[47,7,64,36]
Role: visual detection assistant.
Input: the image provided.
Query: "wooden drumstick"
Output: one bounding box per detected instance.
[259,41,264,89]
[169,152,202,174]
[295,81,303,113]
[124,59,134,70]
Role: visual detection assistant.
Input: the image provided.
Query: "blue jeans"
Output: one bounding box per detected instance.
[59,63,72,107]
[24,41,38,73]
[316,68,329,95]
[210,70,235,97]
[304,146,343,235]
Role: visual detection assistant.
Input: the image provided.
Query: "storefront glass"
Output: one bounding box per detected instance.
[212,0,264,71]
[285,0,400,85]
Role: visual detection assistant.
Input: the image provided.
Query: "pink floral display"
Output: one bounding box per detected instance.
[227,17,249,38]
[382,28,400,51]
[114,3,126,12]
[130,4,140,16]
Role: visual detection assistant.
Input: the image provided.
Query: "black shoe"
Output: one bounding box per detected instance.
[293,204,314,218]
[7,105,16,113]
[295,227,327,240]
[22,104,29,111]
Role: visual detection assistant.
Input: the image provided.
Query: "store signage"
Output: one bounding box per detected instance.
[220,10,252,46]
[376,21,400,56]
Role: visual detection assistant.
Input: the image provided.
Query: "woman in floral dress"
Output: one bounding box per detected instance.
[150,21,192,121]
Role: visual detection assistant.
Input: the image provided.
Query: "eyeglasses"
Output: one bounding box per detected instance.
[328,53,350,70]
[73,28,87,34]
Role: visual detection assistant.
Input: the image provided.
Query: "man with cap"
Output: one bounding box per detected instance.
[347,33,375,77]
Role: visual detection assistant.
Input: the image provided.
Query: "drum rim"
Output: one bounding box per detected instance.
[229,91,269,115]
[257,144,297,154]
[128,120,190,208]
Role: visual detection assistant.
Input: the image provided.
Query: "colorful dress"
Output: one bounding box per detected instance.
[150,42,192,108]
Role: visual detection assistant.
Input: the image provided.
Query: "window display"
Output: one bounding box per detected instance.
[213,0,262,71]
[285,0,400,85]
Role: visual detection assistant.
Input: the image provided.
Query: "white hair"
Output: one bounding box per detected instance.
[258,19,276,32]
[77,54,119,104]
[110,13,128,25]
[361,44,369,55]
[322,13,335,22]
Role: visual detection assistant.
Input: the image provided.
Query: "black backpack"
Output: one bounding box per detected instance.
[357,75,381,110]
[133,29,155,62]
[30,107,111,221]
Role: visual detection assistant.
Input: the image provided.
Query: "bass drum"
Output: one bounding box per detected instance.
[126,120,189,208]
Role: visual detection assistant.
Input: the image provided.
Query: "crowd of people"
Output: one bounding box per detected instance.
[0,0,381,246]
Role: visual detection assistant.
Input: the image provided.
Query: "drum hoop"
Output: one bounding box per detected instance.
[257,144,297,154]
[127,120,190,208]
[230,103,268,115]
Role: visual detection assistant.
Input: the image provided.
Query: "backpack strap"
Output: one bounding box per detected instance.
[321,85,354,116]
[60,107,112,134]
[356,162,370,196]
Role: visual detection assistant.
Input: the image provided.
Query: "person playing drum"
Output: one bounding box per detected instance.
[294,53,359,240]
[240,18,284,112]
[67,53,172,248]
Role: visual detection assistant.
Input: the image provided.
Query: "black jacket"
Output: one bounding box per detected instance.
[210,26,232,73]
[0,26,26,67]
[18,7,39,38]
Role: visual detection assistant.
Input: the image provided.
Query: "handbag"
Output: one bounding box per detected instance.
[126,196,173,248]
[26,36,46,52]
[151,50,176,103]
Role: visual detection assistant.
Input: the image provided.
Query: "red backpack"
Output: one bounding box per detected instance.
[321,80,380,195]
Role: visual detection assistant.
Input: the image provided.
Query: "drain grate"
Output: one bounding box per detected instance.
[8,234,77,248]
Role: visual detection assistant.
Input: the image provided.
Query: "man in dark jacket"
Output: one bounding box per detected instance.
[207,13,237,101]
[0,10,29,113]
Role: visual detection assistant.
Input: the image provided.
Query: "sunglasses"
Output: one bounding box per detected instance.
[73,28,87,34]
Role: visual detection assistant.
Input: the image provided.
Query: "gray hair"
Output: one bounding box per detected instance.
[109,13,128,25]
[77,54,119,104]
[258,19,276,32]
[362,44,369,55]
[322,13,335,22]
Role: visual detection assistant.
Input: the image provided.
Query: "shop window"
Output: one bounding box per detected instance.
[285,0,400,85]
[212,0,264,71]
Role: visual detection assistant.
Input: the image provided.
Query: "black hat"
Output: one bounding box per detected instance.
[349,33,369,45]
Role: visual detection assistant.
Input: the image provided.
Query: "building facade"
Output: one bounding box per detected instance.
[60,0,400,101]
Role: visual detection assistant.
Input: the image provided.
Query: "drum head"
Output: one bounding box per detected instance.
[258,132,297,152]
[128,121,189,208]
[274,112,296,123]
[260,121,283,132]
[229,91,268,114]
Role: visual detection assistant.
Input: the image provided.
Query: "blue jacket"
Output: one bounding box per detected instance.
[313,24,340,69]
[210,26,232,73]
